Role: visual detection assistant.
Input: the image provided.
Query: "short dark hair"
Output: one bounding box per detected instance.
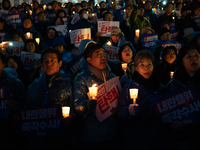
[53,16,64,25]
[102,11,112,19]
[0,52,6,64]
[41,48,62,63]
[38,11,45,17]
[83,43,104,59]
[162,46,177,60]
[13,31,26,42]
[57,9,66,17]
[45,27,59,40]
[118,43,134,62]
[79,8,87,15]
[9,6,19,13]
[134,50,155,67]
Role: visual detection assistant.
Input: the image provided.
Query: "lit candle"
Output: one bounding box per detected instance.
[124,9,126,12]
[89,84,98,99]
[161,7,164,10]
[43,5,46,10]
[92,13,94,16]
[121,63,127,73]
[31,4,33,7]
[62,106,70,118]
[135,29,140,38]
[29,10,32,15]
[35,38,40,44]
[129,88,138,104]
[73,11,75,14]
[69,30,71,32]
[26,32,30,39]
[170,71,174,79]
[153,8,156,12]
[143,1,145,4]
[112,1,114,4]
[107,41,111,46]
[172,16,175,20]
[172,0,174,3]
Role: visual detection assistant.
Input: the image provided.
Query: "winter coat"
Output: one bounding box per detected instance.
[117,72,165,150]
[40,38,54,51]
[27,70,73,107]
[73,18,97,39]
[73,61,120,142]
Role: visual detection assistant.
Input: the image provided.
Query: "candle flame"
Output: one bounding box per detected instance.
[92,84,97,87]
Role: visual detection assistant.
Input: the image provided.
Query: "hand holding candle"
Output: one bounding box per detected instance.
[121,63,127,73]
[170,71,174,79]
[129,88,138,104]
[26,32,30,39]
[89,84,98,99]
[35,38,40,44]
[43,5,46,10]
[62,106,70,118]
[107,41,111,46]
[29,10,32,15]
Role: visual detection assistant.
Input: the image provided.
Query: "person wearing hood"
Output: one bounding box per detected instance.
[53,37,73,64]
[165,45,200,150]
[73,8,97,39]
[73,43,121,150]
[2,0,10,10]
[154,46,177,86]
[103,27,136,67]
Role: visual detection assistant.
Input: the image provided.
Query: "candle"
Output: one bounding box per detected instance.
[161,7,164,10]
[112,1,114,4]
[89,84,98,99]
[73,11,75,14]
[107,41,111,46]
[129,88,138,104]
[43,5,46,10]
[143,1,145,4]
[172,16,175,20]
[170,71,174,79]
[153,8,156,12]
[26,32,30,39]
[29,10,32,15]
[172,0,174,3]
[69,30,71,32]
[121,63,127,73]
[31,4,33,7]
[124,9,126,12]
[92,13,94,16]
[62,106,70,118]
[135,29,140,38]
[35,38,40,44]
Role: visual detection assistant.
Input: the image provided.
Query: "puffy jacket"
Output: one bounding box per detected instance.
[117,77,164,150]
[27,70,73,107]
[0,71,27,103]
[73,60,119,142]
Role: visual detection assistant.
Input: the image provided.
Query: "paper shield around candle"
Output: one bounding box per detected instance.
[62,106,70,118]
[89,84,98,99]
[129,89,138,99]
[121,63,127,71]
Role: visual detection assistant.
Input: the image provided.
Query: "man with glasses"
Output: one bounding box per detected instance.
[73,43,121,150]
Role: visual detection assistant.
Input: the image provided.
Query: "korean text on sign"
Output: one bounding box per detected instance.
[95,77,122,122]
[98,21,119,37]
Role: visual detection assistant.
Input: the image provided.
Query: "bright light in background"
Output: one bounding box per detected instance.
[162,1,166,5]
[9,42,13,46]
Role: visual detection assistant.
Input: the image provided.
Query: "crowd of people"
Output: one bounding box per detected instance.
[0,0,200,149]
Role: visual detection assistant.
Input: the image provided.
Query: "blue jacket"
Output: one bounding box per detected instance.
[117,78,164,150]
[73,61,119,142]
[73,19,97,39]
[0,71,26,103]
[143,9,158,30]
[27,70,73,107]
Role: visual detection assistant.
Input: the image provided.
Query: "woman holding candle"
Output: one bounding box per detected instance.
[111,43,135,80]
[154,46,177,86]
[117,50,164,150]
[23,39,39,53]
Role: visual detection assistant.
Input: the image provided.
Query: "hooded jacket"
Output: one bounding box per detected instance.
[27,70,73,107]
[73,60,119,142]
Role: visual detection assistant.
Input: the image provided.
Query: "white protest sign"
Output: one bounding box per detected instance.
[70,28,91,47]
[98,21,119,37]
[70,13,80,25]
[106,45,120,63]
[21,51,41,70]
[95,77,122,122]
[1,41,24,56]
[0,10,8,18]
[48,25,68,37]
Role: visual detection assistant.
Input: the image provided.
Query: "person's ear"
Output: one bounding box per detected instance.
[86,57,92,64]
[58,60,62,67]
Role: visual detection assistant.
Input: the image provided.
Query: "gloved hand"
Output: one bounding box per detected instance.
[128,104,139,116]
[87,99,97,111]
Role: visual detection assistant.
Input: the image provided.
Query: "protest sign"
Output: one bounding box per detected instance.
[169,22,176,33]
[171,31,179,41]
[142,33,158,50]
[62,16,69,25]
[47,12,57,24]
[194,17,200,29]
[0,41,24,56]
[48,25,68,37]
[88,13,97,24]
[159,40,183,53]
[0,10,8,18]
[105,45,120,63]
[70,13,80,25]
[21,51,41,70]
[95,77,122,122]
[17,104,63,137]
[70,28,91,47]
[0,86,10,118]
[4,13,22,29]
[156,10,166,17]
[149,87,200,125]
[98,21,119,37]
[65,53,83,78]
[32,14,39,24]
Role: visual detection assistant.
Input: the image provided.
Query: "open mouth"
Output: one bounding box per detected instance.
[191,62,198,67]
[126,54,130,56]
[144,73,149,76]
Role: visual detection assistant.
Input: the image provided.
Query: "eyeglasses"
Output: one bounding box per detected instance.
[95,51,108,58]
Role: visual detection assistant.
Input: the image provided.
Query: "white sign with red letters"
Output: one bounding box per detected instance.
[70,28,91,47]
[70,13,80,25]
[98,21,119,37]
